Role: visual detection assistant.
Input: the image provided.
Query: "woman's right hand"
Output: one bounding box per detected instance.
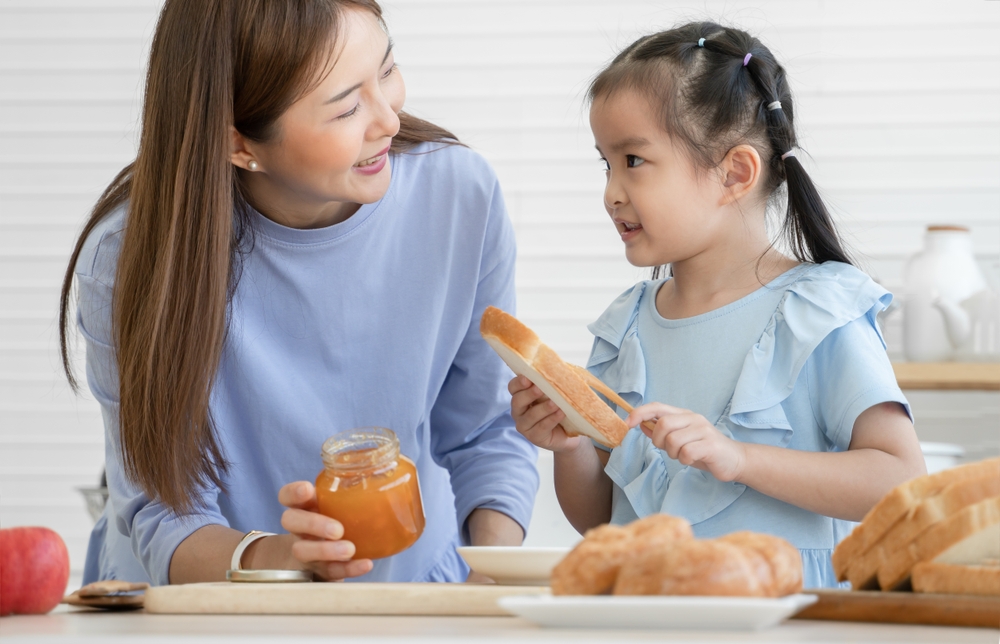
[274,481,374,580]
[508,375,579,452]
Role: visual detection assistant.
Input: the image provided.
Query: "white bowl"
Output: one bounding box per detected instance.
[920,441,965,474]
[456,546,569,586]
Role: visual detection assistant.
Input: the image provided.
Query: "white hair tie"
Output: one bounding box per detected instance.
[781,149,796,161]
[767,101,782,111]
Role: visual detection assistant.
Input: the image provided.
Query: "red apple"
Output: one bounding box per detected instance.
[0,527,70,616]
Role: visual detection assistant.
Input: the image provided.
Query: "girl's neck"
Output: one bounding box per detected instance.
[656,239,799,321]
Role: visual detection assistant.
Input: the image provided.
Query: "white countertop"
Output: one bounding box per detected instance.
[1,607,996,643]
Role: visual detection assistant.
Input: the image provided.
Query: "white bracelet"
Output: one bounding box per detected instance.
[230,530,276,571]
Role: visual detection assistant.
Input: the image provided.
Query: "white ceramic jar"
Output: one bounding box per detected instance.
[903,226,989,362]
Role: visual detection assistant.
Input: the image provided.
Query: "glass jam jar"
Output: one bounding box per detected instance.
[315,427,425,560]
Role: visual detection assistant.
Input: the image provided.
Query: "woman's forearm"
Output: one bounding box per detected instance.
[467,507,524,546]
[168,525,245,584]
[553,441,613,534]
[169,525,301,584]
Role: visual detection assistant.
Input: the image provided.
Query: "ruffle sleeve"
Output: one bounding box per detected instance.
[586,263,894,525]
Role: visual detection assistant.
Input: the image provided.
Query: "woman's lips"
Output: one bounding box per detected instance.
[353,145,391,176]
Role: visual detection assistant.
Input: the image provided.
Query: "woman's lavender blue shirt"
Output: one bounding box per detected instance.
[76,143,539,586]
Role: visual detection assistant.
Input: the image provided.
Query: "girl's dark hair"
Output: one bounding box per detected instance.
[589,21,852,269]
[57,0,457,514]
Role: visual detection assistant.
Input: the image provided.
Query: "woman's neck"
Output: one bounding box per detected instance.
[243,174,361,230]
[655,225,799,321]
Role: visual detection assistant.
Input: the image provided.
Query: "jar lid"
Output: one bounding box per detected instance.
[226,569,313,583]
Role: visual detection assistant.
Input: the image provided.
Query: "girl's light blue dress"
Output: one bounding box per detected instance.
[586,262,910,588]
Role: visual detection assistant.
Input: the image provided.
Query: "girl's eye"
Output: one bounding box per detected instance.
[599,157,610,172]
[626,155,645,168]
[382,63,397,79]
[337,105,359,120]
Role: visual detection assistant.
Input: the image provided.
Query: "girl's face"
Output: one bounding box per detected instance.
[235,7,404,228]
[590,90,731,268]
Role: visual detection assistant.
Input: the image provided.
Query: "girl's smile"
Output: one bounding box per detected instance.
[614,217,644,242]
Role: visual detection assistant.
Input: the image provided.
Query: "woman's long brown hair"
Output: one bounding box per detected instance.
[58,0,458,514]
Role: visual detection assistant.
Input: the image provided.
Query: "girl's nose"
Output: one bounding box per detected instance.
[604,172,628,210]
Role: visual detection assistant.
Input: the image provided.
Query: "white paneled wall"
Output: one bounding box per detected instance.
[1,0,998,570]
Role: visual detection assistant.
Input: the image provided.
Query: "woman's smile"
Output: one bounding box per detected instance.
[353,144,391,175]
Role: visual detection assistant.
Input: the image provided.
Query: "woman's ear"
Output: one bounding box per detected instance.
[718,144,762,205]
[230,127,261,171]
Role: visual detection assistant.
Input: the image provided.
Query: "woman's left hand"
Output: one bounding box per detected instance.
[626,403,747,483]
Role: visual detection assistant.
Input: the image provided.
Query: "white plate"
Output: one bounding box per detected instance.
[498,593,818,630]
[456,546,569,586]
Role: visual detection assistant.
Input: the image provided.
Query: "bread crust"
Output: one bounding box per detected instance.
[718,531,803,597]
[550,514,693,596]
[480,306,629,447]
[613,539,761,597]
[845,473,1000,590]
[878,496,1000,590]
[832,457,1000,581]
[911,562,1000,596]
[551,514,802,598]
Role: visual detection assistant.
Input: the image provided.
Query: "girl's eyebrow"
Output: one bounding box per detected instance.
[607,136,651,153]
[324,39,394,105]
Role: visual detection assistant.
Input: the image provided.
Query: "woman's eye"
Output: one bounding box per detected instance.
[626,155,645,168]
[599,157,610,172]
[382,63,397,79]
[337,105,359,120]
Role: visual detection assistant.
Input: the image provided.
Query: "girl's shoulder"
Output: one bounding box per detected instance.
[584,262,893,412]
[588,262,888,349]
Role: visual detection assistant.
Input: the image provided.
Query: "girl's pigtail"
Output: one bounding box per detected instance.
[754,66,853,266]
[781,155,853,266]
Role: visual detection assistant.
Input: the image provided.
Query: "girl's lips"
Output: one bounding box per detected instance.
[616,220,643,242]
[353,145,391,176]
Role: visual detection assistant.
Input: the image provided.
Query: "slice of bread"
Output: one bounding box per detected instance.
[832,457,1000,581]
[480,306,629,448]
[845,473,1000,590]
[877,496,1000,590]
[911,561,1000,596]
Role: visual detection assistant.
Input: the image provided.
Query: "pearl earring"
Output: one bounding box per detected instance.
[248,161,259,171]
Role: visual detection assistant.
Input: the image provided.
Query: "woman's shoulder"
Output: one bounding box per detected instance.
[75,203,128,286]
[394,141,497,191]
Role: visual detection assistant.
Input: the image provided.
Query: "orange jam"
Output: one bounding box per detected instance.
[315,427,425,560]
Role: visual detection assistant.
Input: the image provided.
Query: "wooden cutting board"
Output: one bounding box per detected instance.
[145,582,547,616]
[792,590,1000,628]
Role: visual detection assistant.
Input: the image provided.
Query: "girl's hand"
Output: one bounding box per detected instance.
[626,403,747,483]
[508,375,579,452]
[276,481,374,580]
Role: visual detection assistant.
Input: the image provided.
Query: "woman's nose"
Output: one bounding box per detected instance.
[370,87,401,141]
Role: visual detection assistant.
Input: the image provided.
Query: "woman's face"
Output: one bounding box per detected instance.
[235,7,404,229]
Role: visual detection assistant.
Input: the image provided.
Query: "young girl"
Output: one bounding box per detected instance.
[510,22,926,588]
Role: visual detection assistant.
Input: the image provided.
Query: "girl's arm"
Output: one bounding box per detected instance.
[627,401,926,522]
[509,376,613,532]
[738,402,925,520]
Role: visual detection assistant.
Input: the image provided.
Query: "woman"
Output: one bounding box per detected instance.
[59,0,538,585]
